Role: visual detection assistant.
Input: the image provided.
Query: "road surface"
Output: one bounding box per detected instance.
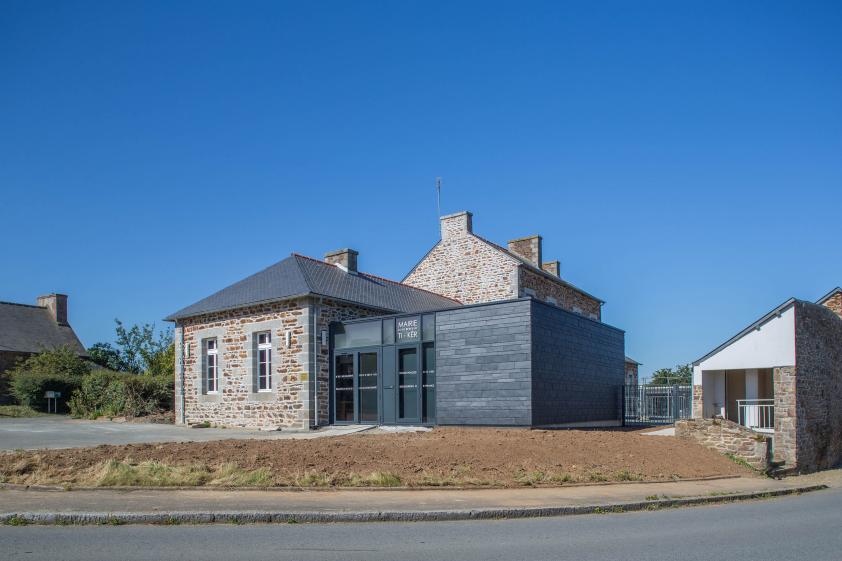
[2,486,841,560]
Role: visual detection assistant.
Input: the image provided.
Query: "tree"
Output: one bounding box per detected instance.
[9,346,91,409]
[649,363,692,385]
[87,320,174,376]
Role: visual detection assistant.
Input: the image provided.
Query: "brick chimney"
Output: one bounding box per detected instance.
[542,260,560,277]
[37,293,68,325]
[325,248,358,273]
[440,211,473,240]
[507,235,543,268]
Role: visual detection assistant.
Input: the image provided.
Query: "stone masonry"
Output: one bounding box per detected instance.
[175,297,381,429]
[404,211,602,319]
[676,418,771,471]
[821,291,842,320]
[691,384,703,418]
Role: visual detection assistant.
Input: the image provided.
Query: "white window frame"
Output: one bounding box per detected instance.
[204,338,219,394]
[256,332,272,392]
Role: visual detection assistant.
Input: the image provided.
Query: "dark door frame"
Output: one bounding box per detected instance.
[331,346,381,425]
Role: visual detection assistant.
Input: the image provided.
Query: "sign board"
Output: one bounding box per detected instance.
[44,391,61,399]
[396,317,420,342]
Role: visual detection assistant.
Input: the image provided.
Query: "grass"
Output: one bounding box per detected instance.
[95,460,274,487]
[0,405,45,418]
[4,515,28,526]
[725,454,757,471]
[348,471,402,487]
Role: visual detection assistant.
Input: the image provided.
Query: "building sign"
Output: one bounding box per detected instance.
[396,317,420,342]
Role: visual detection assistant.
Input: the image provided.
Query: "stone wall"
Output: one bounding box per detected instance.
[518,267,601,321]
[530,300,624,425]
[692,384,703,418]
[403,219,520,305]
[773,366,797,467]
[791,301,842,472]
[435,299,533,425]
[821,291,842,320]
[405,211,603,319]
[676,418,771,470]
[624,362,639,386]
[175,297,380,429]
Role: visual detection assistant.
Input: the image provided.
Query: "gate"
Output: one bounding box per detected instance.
[624,385,692,425]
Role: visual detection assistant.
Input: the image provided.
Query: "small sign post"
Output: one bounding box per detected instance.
[43,391,61,414]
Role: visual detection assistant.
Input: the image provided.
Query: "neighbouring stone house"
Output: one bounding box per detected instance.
[0,294,87,402]
[682,287,842,473]
[624,357,640,386]
[166,211,625,430]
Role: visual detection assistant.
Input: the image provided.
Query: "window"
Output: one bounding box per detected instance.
[204,339,219,394]
[256,332,272,391]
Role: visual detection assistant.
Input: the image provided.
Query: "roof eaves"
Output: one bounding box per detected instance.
[692,297,798,366]
[816,287,842,305]
[624,356,641,365]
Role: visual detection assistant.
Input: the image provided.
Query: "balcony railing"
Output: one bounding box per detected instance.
[737,399,775,433]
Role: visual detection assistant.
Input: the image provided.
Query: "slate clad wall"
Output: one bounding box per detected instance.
[435,299,533,425]
[531,300,625,425]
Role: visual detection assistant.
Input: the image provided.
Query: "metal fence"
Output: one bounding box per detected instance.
[623,385,692,425]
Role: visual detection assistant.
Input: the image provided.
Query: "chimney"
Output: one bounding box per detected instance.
[542,260,560,277]
[325,248,358,273]
[507,235,543,268]
[37,293,68,325]
[440,211,473,240]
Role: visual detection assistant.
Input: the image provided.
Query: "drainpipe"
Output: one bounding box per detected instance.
[179,322,186,424]
[312,297,323,428]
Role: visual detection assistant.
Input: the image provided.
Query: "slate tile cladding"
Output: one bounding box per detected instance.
[435,299,533,426]
[790,301,842,472]
[530,300,625,425]
[404,211,602,319]
[434,298,625,427]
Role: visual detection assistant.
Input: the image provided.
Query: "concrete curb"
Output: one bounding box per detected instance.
[0,474,743,493]
[0,485,827,526]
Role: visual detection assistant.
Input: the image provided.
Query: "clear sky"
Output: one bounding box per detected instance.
[2,1,841,380]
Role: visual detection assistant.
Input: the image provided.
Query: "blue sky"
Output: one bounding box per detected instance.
[2,1,840,380]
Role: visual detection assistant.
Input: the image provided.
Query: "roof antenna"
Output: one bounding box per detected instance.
[435,177,442,218]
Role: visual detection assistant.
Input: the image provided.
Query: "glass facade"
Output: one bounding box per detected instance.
[331,315,436,425]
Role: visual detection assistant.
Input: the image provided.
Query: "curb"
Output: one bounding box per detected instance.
[0,485,827,526]
[0,474,743,493]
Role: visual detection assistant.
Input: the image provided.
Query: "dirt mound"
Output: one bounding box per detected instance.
[0,427,752,488]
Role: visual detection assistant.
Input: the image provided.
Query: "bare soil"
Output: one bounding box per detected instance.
[0,427,752,488]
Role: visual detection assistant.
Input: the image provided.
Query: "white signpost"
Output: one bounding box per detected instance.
[44,391,61,413]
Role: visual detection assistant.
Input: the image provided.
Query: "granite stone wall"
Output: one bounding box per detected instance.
[791,301,842,472]
[821,292,842,320]
[519,267,601,321]
[692,384,704,418]
[175,297,380,429]
[676,418,771,471]
[530,300,624,425]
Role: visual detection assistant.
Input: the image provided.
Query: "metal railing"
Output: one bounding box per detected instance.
[624,385,692,425]
[737,399,775,433]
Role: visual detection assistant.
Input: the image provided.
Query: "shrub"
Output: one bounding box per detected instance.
[9,347,90,411]
[68,370,173,419]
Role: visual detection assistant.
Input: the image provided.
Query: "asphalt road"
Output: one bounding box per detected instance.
[2,487,841,561]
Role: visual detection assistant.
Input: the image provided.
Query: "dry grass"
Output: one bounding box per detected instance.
[0,405,45,418]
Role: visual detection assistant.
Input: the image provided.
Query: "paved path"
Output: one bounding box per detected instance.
[0,416,369,450]
[2,485,841,560]
[0,475,811,515]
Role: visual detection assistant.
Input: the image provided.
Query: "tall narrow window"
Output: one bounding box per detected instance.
[204,339,219,394]
[256,332,272,391]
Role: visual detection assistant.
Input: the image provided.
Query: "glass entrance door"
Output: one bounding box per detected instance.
[334,354,354,423]
[333,350,380,424]
[358,352,379,423]
[398,346,420,422]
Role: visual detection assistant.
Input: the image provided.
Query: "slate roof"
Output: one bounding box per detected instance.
[165,254,461,321]
[624,356,641,365]
[0,302,87,355]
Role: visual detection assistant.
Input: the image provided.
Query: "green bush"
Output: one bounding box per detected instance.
[9,347,90,411]
[69,370,173,419]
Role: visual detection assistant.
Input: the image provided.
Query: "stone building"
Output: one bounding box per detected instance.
[0,294,87,374]
[624,357,640,386]
[686,286,842,473]
[166,211,625,430]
